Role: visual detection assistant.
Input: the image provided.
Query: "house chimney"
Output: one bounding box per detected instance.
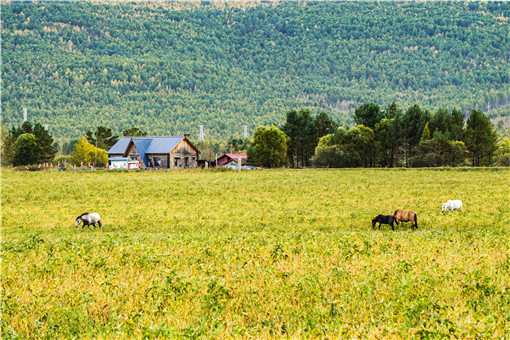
[184,133,190,139]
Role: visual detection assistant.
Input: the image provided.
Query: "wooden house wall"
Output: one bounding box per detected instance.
[126,143,146,168]
[147,154,171,169]
[169,140,198,169]
[172,140,198,156]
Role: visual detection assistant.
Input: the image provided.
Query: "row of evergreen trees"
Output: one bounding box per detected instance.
[1,102,507,168]
[0,122,147,167]
[284,103,500,168]
[1,121,57,166]
[239,103,507,168]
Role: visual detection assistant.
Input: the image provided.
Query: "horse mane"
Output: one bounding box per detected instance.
[78,212,90,218]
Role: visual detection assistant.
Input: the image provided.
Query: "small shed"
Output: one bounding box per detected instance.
[109,157,130,170]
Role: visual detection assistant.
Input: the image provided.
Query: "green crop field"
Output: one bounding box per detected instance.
[1,169,509,338]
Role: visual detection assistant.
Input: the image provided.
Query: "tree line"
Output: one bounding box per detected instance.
[247,103,509,168]
[1,123,148,168]
[1,121,56,167]
[2,102,509,169]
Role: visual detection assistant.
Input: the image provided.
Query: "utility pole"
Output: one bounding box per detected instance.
[243,125,248,138]
[199,125,204,142]
[23,108,27,122]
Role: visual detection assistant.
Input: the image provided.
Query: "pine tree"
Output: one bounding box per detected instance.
[86,126,119,150]
[354,103,383,130]
[464,110,498,166]
[401,105,430,166]
[123,127,148,137]
[449,109,465,141]
[33,123,57,162]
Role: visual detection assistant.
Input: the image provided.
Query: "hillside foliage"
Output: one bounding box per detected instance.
[2,1,509,144]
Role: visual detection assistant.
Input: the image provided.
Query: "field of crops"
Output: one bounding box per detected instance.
[1,168,509,338]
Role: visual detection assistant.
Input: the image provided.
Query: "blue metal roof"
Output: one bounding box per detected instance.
[132,138,153,167]
[145,137,184,154]
[107,137,131,155]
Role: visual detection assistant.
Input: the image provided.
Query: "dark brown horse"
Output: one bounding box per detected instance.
[392,210,418,229]
[372,215,398,231]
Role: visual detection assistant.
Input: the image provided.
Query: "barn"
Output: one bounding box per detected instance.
[213,154,248,167]
[107,135,200,169]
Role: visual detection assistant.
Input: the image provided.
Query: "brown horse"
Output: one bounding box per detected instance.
[392,210,418,229]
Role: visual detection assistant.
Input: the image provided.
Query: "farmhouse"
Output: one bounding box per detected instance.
[107,135,199,169]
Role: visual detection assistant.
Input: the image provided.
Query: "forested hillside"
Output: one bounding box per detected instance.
[2,1,509,143]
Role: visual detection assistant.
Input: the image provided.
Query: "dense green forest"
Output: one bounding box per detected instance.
[2,1,509,144]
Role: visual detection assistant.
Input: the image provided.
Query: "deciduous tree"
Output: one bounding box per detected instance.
[495,137,510,166]
[1,121,16,166]
[13,133,40,166]
[247,126,288,168]
[72,137,108,167]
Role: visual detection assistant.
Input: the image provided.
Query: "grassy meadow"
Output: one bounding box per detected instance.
[1,168,509,339]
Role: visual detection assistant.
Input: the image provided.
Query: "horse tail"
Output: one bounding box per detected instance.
[414,213,418,229]
[393,210,399,216]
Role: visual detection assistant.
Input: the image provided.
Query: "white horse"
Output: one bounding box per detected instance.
[442,200,462,212]
[75,212,102,228]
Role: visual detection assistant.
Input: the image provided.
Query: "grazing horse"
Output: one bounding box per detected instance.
[372,214,398,231]
[75,212,102,228]
[442,200,462,212]
[392,210,418,229]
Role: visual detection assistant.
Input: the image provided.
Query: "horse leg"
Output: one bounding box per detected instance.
[92,223,96,228]
[98,220,102,228]
[390,221,394,231]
